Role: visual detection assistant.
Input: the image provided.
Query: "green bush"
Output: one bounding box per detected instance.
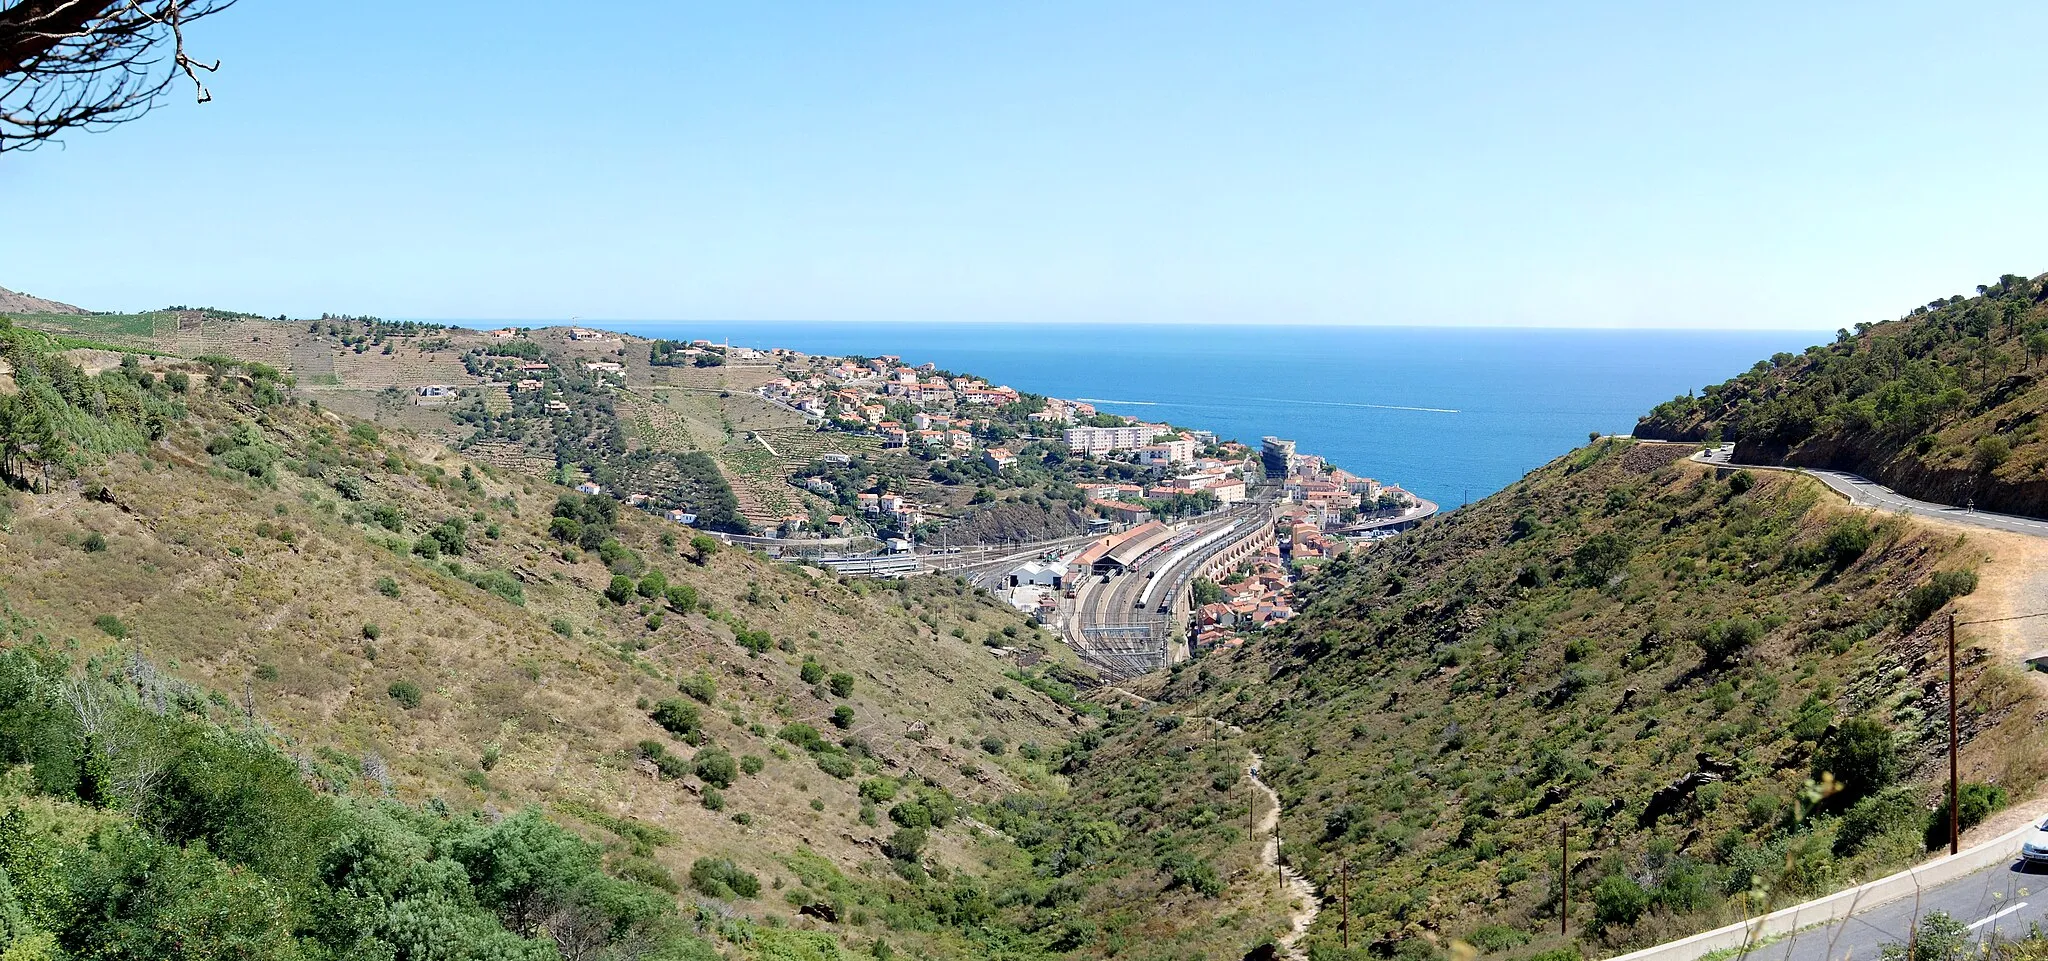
[1814,717,1901,803]
[386,679,423,709]
[82,531,107,552]
[650,699,700,739]
[605,574,635,605]
[828,672,855,698]
[1592,873,1650,929]
[694,748,737,788]
[831,705,855,729]
[1693,618,1761,666]
[1925,782,2007,849]
[375,576,400,597]
[800,659,825,684]
[665,583,698,612]
[679,671,717,704]
[1902,570,1978,626]
[687,857,759,899]
[93,614,128,638]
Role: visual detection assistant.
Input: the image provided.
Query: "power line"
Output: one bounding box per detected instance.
[1953,610,2048,627]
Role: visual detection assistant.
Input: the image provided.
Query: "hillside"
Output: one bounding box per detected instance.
[1149,438,2036,957]
[1636,272,2048,517]
[0,315,1332,960]
[0,286,86,315]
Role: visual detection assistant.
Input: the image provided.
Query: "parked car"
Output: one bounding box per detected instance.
[2022,819,2048,867]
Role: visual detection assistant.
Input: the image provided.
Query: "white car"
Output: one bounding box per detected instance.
[2020,820,2048,866]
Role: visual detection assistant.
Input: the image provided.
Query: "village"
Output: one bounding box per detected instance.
[434,327,1434,663]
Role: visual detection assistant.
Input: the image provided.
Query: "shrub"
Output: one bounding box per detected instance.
[980,735,1005,756]
[1814,717,1900,802]
[1820,518,1874,567]
[688,857,759,899]
[1592,873,1650,929]
[679,671,717,704]
[1728,470,1756,494]
[362,623,381,640]
[650,699,700,738]
[375,576,400,597]
[689,534,719,563]
[82,531,107,552]
[549,618,574,637]
[883,827,927,863]
[1165,853,1224,897]
[1880,911,1969,961]
[779,723,828,752]
[387,679,423,709]
[1925,782,2008,849]
[93,614,128,638]
[740,755,764,775]
[665,584,698,612]
[815,753,856,779]
[605,575,635,605]
[1466,925,1530,953]
[1974,435,2012,473]
[1902,570,1978,626]
[1693,618,1761,666]
[800,659,825,685]
[831,705,855,729]
[828,672,855,698]
[694,748,738,788]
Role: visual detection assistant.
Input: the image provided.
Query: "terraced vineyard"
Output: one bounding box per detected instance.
[168,315,297,368]
[720,443,804,523]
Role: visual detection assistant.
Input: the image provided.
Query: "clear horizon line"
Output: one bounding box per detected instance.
[408,317,1835,333]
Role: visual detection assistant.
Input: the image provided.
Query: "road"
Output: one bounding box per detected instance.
[1692,444,2048,539]
[1615,441,2048,961]
[1738,858,2048,961]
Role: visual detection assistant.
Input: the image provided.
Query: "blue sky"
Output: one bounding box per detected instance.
[5,1,2046,327]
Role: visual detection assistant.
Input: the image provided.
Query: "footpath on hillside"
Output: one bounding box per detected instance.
[1103,686,1321,960]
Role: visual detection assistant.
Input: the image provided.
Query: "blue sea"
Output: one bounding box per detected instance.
[456,322,1829,508]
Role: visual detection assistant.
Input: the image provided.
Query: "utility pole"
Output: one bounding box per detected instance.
[1559,818,1570,936]
[1340,858,1352,950]
[1949,613,1960,856]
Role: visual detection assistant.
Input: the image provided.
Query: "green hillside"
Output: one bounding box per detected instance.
[1151,439,2029,958]
[1636,272,2048,516]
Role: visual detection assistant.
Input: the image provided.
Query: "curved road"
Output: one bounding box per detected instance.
[1614,441,2048,961]
[1691,443,2048,539]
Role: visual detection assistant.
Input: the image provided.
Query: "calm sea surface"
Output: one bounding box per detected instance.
[450,322,1828,507]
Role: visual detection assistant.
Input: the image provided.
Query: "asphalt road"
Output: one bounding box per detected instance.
[1692,444,2048,539]
[1742,855,2048,961]
[1641,443,2048,961]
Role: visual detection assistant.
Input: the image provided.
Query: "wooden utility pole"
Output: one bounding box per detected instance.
[1948,613,1960,856]
[1559,819,1570,935]
[1340,859,1352,950]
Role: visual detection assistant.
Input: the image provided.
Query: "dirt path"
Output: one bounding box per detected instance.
[1101,687,1320,957]
[1247,751,1320,960]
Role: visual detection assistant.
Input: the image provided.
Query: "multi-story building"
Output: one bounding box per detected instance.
[1065,424,1155,455]
[1260,437,1298,480]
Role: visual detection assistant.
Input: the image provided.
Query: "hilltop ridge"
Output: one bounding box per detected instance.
[1636,272,2048,517]
[0,285,86,315]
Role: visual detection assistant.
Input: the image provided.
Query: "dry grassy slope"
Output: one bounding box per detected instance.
[1148,440,2040,957]
[0,385,1093,940]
